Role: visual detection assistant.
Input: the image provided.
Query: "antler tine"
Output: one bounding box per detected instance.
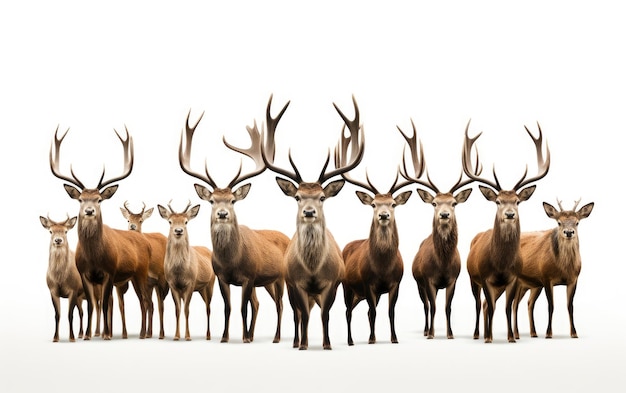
[513,122,551,190]
[319,96,365,184]
[557,198,564,212]
[261,95,302,183]
[49,126,85,189]
[123,200,131,212]
[97,126,134,190]
[179,110,219,190]
[396,120,440,194]
[572,198,581,212]
[167,199,175,214]
[224,120,267,189]
[462,120,500,191]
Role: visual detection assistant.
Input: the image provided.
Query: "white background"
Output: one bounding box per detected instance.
[1,1,623,392]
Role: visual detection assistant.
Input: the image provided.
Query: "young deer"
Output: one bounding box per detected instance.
[40,214,84,342]
[50,126,152,340]
[462,121,550,343]
[120,201,169,339]
[179,107,290,344]
[158,201,215,341]
[397,120,473,339]
[514,199,594,339]
[263,95,365,350]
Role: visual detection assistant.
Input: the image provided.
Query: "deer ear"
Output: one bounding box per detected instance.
[543,202,558,218]
[143,207,154,219]
[577,202,594,219]
[478,185,497,202]
[276,177,298,197]
[120,207,131,219]
[417,189,434,204]
[233,183,251,201]
[194,184,212,201]
[67,216,78,229]
[157,205,169,219]
[517,185,536,202]
[63,184,81,200]
[188,204,201,219]
[40,216,50,229]
[355,191,374,205]
[454,188,473,204]
[323,179,345,198]
[100,185,118,200]
[394,190,412,206]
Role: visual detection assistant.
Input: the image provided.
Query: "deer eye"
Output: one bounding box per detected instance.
[452,202,457,207]
[432,202,437,207]
[294,195,301,202]
[320,196,326,202]
[495,200,501,205]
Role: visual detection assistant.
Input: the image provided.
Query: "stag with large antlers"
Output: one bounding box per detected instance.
[398,120,474,339]
[120,201,169,339]
[179,108,290,344]
[40,214,84,342]
[50,126,152,340]
[263,95,365,350]
[158,201,215,341]
[513,199,594,339]
[340,136,412,345]
[463,121,550,343]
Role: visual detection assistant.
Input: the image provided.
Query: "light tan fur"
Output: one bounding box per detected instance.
[513,200,594,339]
[158,203,215,341]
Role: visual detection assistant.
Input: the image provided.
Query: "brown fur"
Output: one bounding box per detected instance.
[514,201,594,339]
[412,188,472,339]
[195,185,290,344]
[158,203,215,341]
[40,215,84,342]
[121,203,169,339]
[342,190,411,345]
[467,186,536,343]
[277,179,347,350]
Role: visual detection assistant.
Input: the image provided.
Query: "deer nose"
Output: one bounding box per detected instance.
[217,210,228,219]
[54,237,63,245]
[564,229,575,238]
[379,212,390,220]
[85,207,95,216]
[129,223,137,230]
[303,208,316,218]
[439,212,450,219]
[505,212,516,220]
[174,228,184,236]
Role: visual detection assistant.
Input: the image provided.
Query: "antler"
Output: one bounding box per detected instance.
[261,95,302,183]
[167,199,192,215]
[179,110,219,189]
[462,120,499,190]
[223,119,267,189]
[396,119,441,194]
[512,122,551,190]
[49,126,85,189]
[319,95,365,184]
[557,198,581,212]
[96,126,134,190]
[123,200,146,215]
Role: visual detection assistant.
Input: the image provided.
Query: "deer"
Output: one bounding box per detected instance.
[339,138,412,345]
[49,125,152,340]
[462,121,550,343]
[397,119,474,339]
[40,214,84,342]
[179,106,290,344]
[120,201,169,339]
[157,201,215,341]
[262,95,365,350]
[513,198,594,339]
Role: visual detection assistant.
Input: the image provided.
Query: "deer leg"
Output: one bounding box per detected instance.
[321,283,340,350]
[201,285,213,340]
[184,289,193,341]
[293,286,310,350]
[249,288,259,343]
[146,285,155,339]
[445,281,457,339]
[116,283,128,339]
[527,287,542,338]
[157,285,168,339]
[267,281,284,343]
[470,280,481,339]
[544,284,555,339]
[482,284,496,343]
[82,277,95,340]
[171,288,182,341]
[218,280,231,343]
[388,283,400,344]
[287,285,301,348]
[567,281,578,338]
[51,294,61,342]
[417,283,429,337]
[77,296,84,339]
[505,281,518,343]
[240,283,255,343]
[365,286,378,344]
[101,280,114,340]
[512,286,525,340]
[343,285,356,346]
[425,283,437,339]
[67,294,78,342]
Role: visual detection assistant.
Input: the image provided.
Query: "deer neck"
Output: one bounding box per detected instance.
[296,220,327,271]
[211,218,243,262]
[551,229,581,275]
[369,219,399,257]
[48,244,72,282]
[433,218,458,261]
[491,218,521,266]
[77,214,106,257]
[165,235,192,269]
